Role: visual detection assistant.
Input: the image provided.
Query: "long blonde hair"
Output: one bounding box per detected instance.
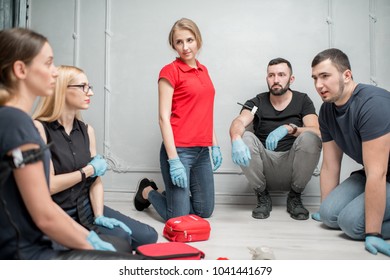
[33,65,83,121]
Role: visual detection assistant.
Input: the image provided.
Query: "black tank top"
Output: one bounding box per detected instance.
[40,119,97,229]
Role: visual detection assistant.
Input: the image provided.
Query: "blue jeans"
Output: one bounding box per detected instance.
[148,144,215,221]
[96,205,158,248]
[54,205,158,252]
[320,172,390,240]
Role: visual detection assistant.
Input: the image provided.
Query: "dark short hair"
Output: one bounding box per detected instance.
[311,48,351,73]
[268,58,293,74]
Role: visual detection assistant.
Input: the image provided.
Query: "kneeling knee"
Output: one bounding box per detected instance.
[338,213,365,240]
[194,208,213,219]
[143,228,159,244]
[319,208,339,229]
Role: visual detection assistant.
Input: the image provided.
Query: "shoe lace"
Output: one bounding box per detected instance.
[257,192,270,206]
[290,195,304,209]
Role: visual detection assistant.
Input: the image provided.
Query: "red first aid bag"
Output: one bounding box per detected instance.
[135,242,205,260]
[163,214,211,242]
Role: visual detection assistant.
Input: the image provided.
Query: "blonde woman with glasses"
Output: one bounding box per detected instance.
[33,65,158,252]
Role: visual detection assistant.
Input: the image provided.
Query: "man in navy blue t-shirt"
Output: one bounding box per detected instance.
[311,48,390,257]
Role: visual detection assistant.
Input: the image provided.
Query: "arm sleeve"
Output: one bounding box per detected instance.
[301,94,317,117]
[158,63,177,88]
[243,95,261,114]
[318,104,333,142]
[358,95,390,141]
[0,109,41,158]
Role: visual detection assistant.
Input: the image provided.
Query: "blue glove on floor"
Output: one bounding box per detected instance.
[311,212,321,222]
[87,231,116,251]
[365,235,390,256]
[265,125,288,151]
[168,157,188,188]
[88,154,108,177]
[232,138,251,166]
[211,146,222,171]
[94,215,132,235]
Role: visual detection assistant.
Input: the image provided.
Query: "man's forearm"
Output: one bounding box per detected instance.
[319,167,340,201]
[365,176,386,234]
[229,119,246,141]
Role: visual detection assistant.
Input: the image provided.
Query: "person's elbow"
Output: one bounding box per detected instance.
[313,127,321,138]
[159,115,170,128]
[33,212,56,233]
[366,166,387,183]
[31,202,59,233]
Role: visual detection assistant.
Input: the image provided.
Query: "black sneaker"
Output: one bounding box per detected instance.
[252,189,272,219]
[134,178,157,211]
[287,190,309,220]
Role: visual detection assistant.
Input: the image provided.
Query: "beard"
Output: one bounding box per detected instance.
[269,82,290,96]
[323,76,345,104]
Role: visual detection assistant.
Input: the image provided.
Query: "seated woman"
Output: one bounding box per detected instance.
[33,65,158,251]
[0,27,145,260]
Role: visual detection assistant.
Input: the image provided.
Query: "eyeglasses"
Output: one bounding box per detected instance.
[67,84,93,93]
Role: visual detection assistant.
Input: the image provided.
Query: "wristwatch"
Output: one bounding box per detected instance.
[288,123,298,135]
[79,168,86,183]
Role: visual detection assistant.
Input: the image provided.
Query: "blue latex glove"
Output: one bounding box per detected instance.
[365,236,390,256]
[265,125,288,151]
[311,211,321,222]
[94,215,132,235]
[211,146,222,171]
[168,157,188,188]
[232,138,251,166]
[87,231,116,251]
[88,154,107,177]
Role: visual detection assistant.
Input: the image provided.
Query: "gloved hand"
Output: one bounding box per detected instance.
[311,211,321,222]
[88,154,108,177]
[232,138,251,166]
[265,125,288,151]
[168,157,188,188]
[211,146,222,171]
[94,215,132,235]
[365,235,390,256]
[87,231,116,251]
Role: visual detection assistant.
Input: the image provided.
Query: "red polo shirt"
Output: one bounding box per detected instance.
[159,58,215,147]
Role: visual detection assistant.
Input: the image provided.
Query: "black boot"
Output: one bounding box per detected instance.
[252,189,272,219]
[287,189,309,220]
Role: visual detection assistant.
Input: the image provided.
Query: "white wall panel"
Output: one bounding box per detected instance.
[29,0,390,205]
[375,0,390,89]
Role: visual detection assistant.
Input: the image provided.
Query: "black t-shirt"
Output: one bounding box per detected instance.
[0,106,52,259]
[244,90,317,151]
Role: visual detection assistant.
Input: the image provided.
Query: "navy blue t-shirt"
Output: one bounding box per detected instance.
[319,83,390,181]
[0,106,52,259]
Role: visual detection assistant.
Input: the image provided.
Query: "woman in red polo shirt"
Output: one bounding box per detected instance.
[134,18,222,221]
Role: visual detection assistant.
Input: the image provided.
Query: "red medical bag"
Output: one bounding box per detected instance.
[163,214,211,242]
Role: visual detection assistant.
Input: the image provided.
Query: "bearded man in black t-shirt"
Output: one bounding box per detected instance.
[229,58,322,220]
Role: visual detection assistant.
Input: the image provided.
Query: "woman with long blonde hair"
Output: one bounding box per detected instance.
[33,65,157,251]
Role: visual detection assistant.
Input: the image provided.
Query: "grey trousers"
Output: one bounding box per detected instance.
[241,131,322,193]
